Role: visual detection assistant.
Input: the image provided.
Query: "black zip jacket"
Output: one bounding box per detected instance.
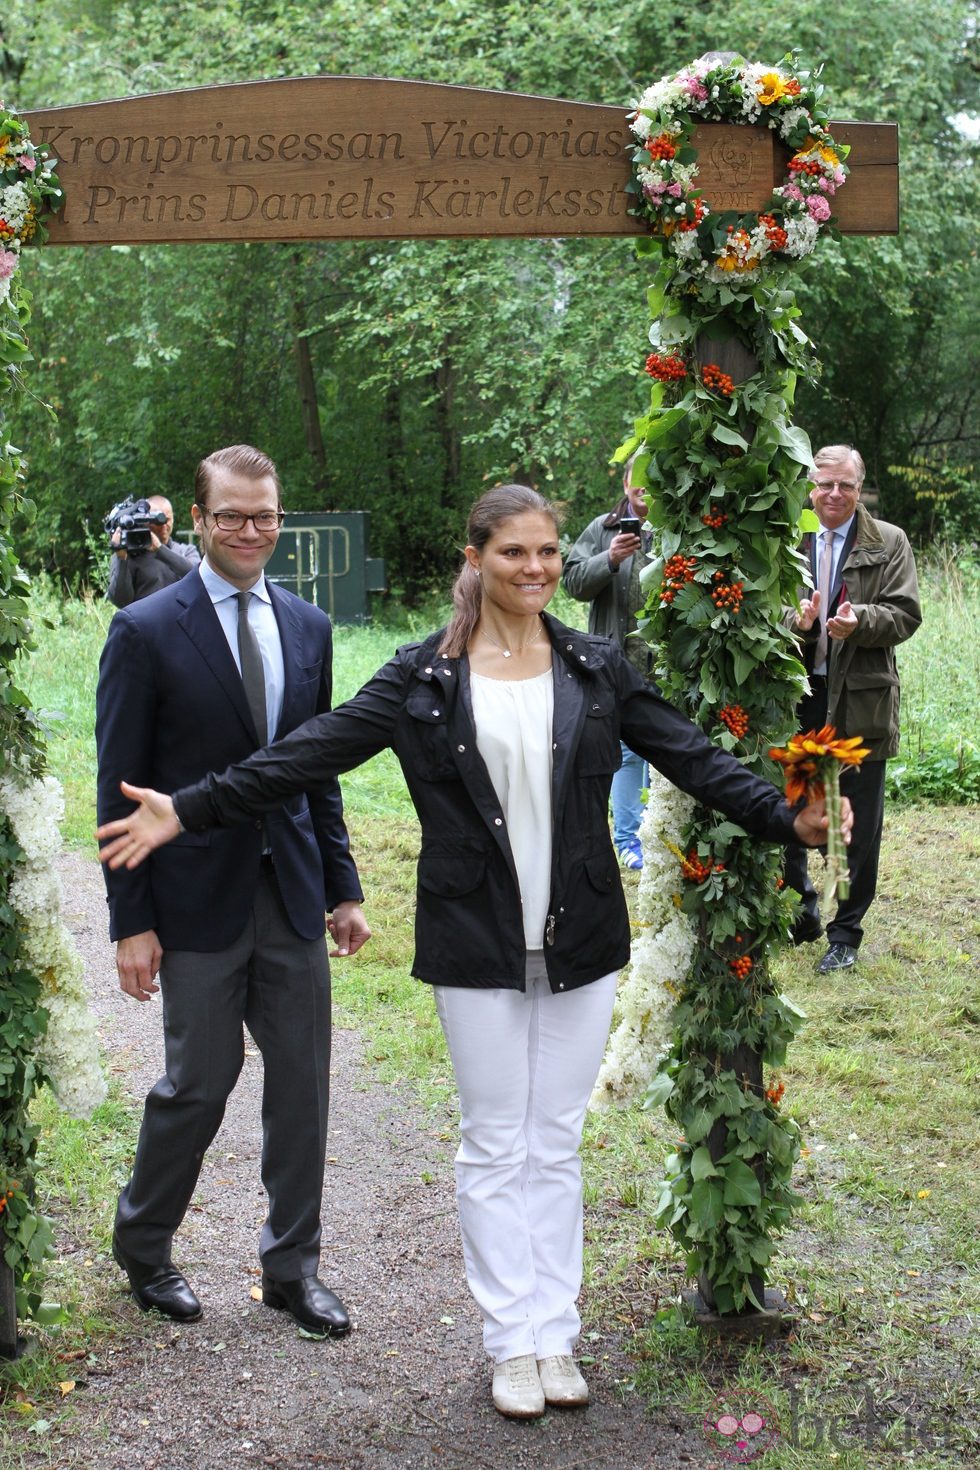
[174,614,800,993]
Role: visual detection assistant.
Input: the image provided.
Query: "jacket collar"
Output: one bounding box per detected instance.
[406,612,603,680]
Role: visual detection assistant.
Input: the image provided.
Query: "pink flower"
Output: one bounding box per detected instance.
[806,194,832,222]
[782,184,804,202]
[684,78,709,101]
[667,182,683,198]
[16,154,36,172]
[643,182,665,201]
[0,250,18,280]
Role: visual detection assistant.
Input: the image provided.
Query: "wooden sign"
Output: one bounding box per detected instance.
[24,77,898,246]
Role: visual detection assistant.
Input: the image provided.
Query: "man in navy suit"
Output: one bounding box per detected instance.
[96,444,370,1331]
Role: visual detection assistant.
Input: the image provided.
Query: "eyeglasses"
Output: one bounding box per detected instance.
[202,508,284,532]
[814,479,859,492]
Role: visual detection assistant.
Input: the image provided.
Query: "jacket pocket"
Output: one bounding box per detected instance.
[576,691,621,775]
[584,851,619,895]
[404,690,459,780]
[418,853,486,897]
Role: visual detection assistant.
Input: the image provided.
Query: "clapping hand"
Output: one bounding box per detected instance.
[96,781,181,869]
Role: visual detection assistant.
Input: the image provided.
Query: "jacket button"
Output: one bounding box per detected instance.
[553,742,557,750]
[424,666,433,673]
[432,709,440,716]
[579,654,587,662]
[494,817,503,826]
[558,982,566,991]
[457,744,466,752]
[566,644,573,650]
[592,703,600,710]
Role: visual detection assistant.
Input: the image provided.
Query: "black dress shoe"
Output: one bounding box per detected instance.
[261,1273,351,1336]
[817,942,858,974]
[792,911,823,945]
[112,1233,202,1321]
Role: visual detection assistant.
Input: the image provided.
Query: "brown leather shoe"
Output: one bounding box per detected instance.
[112,1233,202,1322]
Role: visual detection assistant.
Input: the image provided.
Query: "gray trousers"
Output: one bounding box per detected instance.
[115,866,332,1282]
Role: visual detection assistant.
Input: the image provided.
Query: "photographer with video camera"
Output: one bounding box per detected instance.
[106,494,199,608]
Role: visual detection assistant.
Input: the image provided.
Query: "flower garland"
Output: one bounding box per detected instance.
[600,53,853,1314]
[628,54,848,284]
[0,103,69,1327]
[591,771,696,1108]
[0,104,61,304]
[0,773,106,1120]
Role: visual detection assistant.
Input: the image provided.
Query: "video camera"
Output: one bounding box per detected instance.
[104,497,168,556]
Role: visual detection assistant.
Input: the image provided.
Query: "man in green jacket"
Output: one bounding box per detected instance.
[785,444,922,973]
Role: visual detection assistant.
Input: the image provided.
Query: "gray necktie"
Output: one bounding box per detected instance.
[236,590,268,743]
[815,529,834,671]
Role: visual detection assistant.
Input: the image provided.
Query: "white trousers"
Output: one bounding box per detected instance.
[434,968,618,1362]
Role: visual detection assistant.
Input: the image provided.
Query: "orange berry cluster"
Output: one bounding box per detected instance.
[702,363,735,396]
[678,199,708,233]
[766,1080,786,1106]
[711,570,744,613]
[645,133,677,160]
[680,849,725,882]
[645,351,687,382]
[729,954,754,979]
[789,155,823,177]
[0,1183,18,1216]
[718,704,749,739]
[660,553,698,604]
[759,212,788,250]
[701,511,729,528]
[784,79,802,97]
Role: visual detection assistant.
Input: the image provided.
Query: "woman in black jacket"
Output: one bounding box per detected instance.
[99,484,845,1420]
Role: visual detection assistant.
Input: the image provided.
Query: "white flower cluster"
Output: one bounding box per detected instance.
[0,772,107,1119]
[590,770,697,1108]
[1,180,31,230]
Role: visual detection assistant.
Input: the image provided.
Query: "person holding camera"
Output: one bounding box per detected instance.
[562,454,653,869]
[106,493,199,608]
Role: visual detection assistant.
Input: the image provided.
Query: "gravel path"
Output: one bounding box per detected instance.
[31,852,712,1470]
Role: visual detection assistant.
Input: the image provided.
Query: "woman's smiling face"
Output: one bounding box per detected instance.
[465,510,562,619]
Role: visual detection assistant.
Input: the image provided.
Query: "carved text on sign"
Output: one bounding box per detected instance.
[23,77,899,245]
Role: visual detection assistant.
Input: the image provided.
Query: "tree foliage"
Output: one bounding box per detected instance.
[2,0,976,600]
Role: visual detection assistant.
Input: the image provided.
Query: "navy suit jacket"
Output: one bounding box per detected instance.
[96,568,363,950]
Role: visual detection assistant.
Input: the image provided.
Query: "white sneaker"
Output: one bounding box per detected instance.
[537,1354,589,1407]
[491,1354,545,1418]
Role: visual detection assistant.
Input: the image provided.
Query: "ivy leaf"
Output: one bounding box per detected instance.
[689,1179,725,1229]
[775,423,814,465]
[644,1072,675,1109]
[711,424,749,450]
[690,1146,720,1182]
[722,1160,763,1207]
[799,506,820,532]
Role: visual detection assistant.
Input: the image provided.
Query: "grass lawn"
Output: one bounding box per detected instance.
[3,568,978,1467]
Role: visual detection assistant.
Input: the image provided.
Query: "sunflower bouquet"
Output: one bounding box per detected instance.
[769,725,869,905]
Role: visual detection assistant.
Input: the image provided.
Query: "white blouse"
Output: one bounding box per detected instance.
[470,669,554,949]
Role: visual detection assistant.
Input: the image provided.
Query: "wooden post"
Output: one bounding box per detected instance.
[0,1257,18,1358]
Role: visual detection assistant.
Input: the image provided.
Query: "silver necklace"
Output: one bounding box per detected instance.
[480,622,545,658]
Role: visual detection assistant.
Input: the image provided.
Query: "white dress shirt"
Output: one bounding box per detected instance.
[198,558,285,743]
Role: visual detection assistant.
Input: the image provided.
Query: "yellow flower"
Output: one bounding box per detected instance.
[820,145,840,165]
[917,1189,931,1199]
[757,72,788,106]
